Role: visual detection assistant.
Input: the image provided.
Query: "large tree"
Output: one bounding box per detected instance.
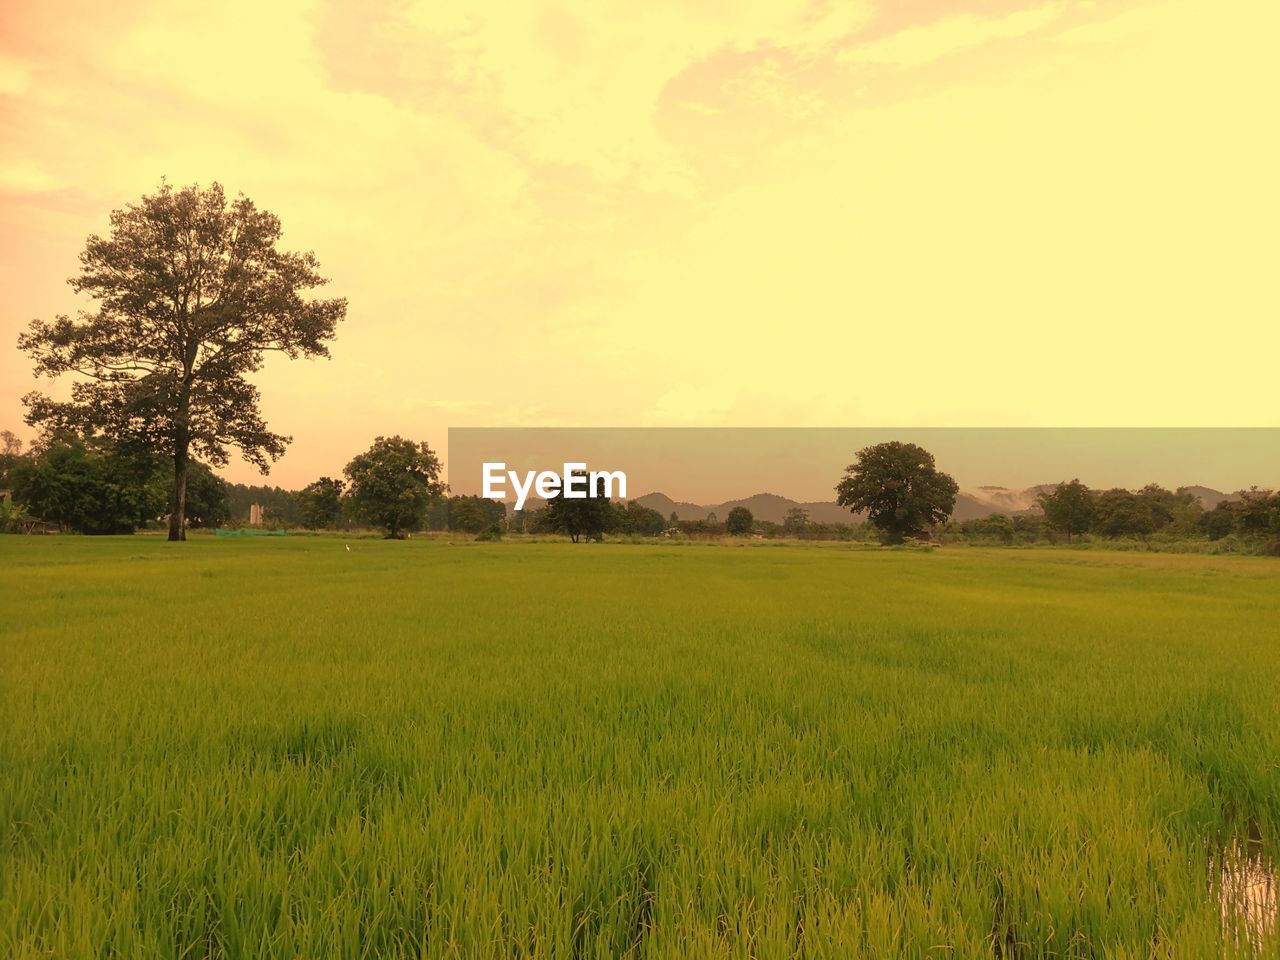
[344,436,445,538]
[18,181,346,540]
[835,441,958,543]
[1037,479,1095,544]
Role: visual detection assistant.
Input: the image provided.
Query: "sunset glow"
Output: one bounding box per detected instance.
[2,0,1277,485]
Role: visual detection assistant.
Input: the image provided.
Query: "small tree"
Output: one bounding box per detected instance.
[298,476,346,529]
[0,430,23,490]
[1037,479,1095,544]
[835,441,958,543]
[543,471,614,542]
[18,182,345,541]
[0,494,32,534]
[1235,488,1280,542]
[184,462,231,528]
[615,501,666,536]
[447,494,506,534]
[964,513,1015,544]
[725,506,754,535]
[1137,484,1200,536]
[1092,489,1158,543]
[782,507,809,536]
[343,436,444,538]
[1200,500,1237,541]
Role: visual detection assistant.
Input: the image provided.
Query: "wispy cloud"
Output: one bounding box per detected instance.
[842,2,1068,68]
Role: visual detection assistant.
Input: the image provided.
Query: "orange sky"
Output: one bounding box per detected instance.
[2,0,1277,487]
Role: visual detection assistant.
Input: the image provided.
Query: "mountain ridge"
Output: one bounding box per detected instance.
[629,484,1237,525]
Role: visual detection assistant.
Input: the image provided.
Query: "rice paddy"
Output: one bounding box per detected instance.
[2,536,1278,958]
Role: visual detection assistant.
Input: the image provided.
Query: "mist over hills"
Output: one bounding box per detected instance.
[629,485,1239,525]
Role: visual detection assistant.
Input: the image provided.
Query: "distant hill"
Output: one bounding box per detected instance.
[1176,485,1237,509]
[628,483,1237,526]
[953,491,1025,522]
[634,490,1036,525]
[632,491,855,525]
[967,485,1054,515]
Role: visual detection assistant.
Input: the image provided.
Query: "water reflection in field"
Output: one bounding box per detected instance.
[1215,827,1277,949]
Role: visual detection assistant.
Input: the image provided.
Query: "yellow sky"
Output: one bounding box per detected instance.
[2,0,1277,487]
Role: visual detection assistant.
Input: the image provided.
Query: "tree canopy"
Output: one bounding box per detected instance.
[298,477,346,530]
[835,441,958,543]
[18,181,345,540]
[1037,479,1095,543]
[541,471,614,543]
[614,501,666,536]
[1092,489,1159,541]
[184,462,231,529]
[782,507,809,535]
[725,506,754,535]
[7,434,167,534]
[343,436,444,538]
[447,494,506,534]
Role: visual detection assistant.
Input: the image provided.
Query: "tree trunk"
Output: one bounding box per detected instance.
[168,385,191,541]
[168,443,188,541]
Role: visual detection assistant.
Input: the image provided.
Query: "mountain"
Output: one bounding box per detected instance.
[624,492,713,522]
[966,485,1051,515]
[952,492,1018,522]
[632,491,856,525]
[633,483,1235,527]
[960,483,1236,516]
[629,490,1037,526]
[518,484,1235,527]
[635,490,1029,525]
[1176,486,1235,509]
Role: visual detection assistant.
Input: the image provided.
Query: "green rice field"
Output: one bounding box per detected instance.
[2,537,1278,958]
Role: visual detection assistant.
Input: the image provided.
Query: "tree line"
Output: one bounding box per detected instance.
[6,183,1277,551]
[8,431,1275,552]
[1028,478,1280,552]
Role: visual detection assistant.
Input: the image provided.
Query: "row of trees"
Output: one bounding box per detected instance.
[834,445,1280,552]
[1036,478,1280,550]
[0,431,435,537]
[8,428,1276,550]
[1,431,230,534]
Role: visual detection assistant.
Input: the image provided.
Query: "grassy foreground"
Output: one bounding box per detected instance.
[2,537,1278,958]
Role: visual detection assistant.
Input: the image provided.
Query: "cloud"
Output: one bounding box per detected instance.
[842,2,1067,68]
[319,0,875,192]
